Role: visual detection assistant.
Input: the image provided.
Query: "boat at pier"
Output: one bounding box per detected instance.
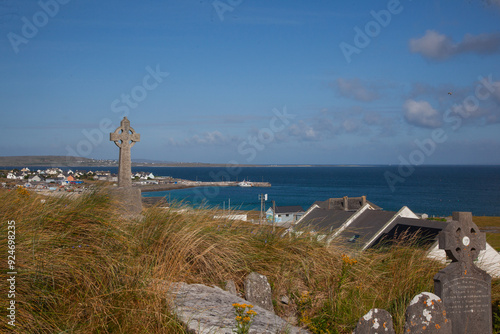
[238,180,252,187]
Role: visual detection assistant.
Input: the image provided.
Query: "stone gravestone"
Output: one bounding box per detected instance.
[353,308,395,334]
[433,212,492,334]
[244,272,274,313]
[404,292,451,333]
[109,117,142,214]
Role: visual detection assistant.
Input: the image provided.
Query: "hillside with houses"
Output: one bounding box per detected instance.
[0,167,161,193]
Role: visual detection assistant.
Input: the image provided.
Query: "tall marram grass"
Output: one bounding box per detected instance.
[1,187,499,333]
[0,188,185,333]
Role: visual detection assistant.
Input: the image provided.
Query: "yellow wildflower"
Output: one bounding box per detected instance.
[342,254,357,265]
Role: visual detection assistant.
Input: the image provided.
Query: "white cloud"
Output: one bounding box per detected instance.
[333,78,380,102]
[409,30,500,60]
[481,0,500,8]
[403,99,442,128]
[342,119,359,132]
[288,121,321,141]
[186,131,230,145]
[167,130,236,147]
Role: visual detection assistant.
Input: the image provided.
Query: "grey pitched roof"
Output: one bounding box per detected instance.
[314,197,381,211]
[364,217,448,249]
[274,206,304,214]
[295,208,355,232]
[296,194,450,251]
[336,210,397,245]
[354,217,447,248]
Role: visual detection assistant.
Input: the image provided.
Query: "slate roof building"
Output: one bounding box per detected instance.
[313,195,380,211]
[289,195,500,278]
[290,196,447,250]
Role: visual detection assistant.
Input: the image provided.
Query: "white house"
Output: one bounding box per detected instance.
[266,206,305,226]
[134,172,155,179]
[29,175,42,182]
[46,168,62,175]
[7,172,23,180]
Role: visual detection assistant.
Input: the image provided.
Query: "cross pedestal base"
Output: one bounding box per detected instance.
[110,187,143,215]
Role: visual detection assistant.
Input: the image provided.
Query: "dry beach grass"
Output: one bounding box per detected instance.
[1,187,499,333]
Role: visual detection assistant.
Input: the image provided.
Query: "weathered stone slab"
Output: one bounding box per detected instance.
[404,292,451,333]
[353,308,395,334]
[244,272,274,313]
[224,280,237,296]
[433,212,492,334]
[164,281,310,334]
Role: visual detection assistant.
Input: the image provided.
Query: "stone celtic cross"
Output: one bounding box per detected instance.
[439,212,486,267]
[434,212,492,334]
[110,117,140,187]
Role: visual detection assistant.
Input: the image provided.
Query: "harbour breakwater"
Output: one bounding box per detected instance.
[138,180,271,193]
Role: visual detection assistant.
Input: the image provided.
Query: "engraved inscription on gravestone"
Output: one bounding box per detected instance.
[434,212,492,334]
[442,278,490,316]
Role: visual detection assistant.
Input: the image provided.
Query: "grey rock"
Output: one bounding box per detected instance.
[404,292,451,333]
[353,308,395,334]
[224,280,237,296]
[244,272,274,313]
[434,212,492,334]
[165,281,310,334]
[280,295,290,305]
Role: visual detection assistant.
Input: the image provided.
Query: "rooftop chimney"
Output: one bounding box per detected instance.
[361,195,366,206]
[343,196,349,211]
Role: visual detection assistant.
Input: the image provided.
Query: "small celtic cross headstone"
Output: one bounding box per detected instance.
[110,117,140,187]
[433,212,492,334]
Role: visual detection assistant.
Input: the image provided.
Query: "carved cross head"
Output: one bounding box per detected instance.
[110,117,140,148]
[438,212,486,264]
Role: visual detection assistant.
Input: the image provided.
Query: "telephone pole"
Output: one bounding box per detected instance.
[259,194,267,224]
[272,200,276,232]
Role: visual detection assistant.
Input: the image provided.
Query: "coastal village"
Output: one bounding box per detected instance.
[0,167,160,193]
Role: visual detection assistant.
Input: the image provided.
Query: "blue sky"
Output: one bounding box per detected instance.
[1,0,500,165]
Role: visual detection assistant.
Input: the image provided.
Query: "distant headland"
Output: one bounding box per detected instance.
[0,156,367,168]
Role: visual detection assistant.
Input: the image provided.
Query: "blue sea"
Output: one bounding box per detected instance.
[6,165,500,216]
[137,166,499,216]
